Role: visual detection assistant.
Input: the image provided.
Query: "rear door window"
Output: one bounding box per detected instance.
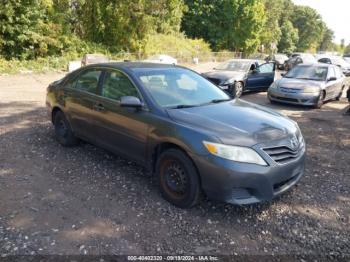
[75,69,102,94]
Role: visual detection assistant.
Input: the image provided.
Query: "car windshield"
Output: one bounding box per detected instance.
[215,60,251,72]
[285,66,328,81]
[135,68,230,108]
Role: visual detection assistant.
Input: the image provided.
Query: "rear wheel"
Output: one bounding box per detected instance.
[232,81,243,98]
[54,111,79,146]
[335,87,344,101]
[156,149,202,208]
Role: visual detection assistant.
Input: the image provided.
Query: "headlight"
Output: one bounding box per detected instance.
[203,141,267,166]
[269,81,278,89]
[303,86,320,93]
[222,78,235,85]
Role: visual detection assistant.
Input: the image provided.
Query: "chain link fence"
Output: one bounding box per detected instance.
[108,51,245,64]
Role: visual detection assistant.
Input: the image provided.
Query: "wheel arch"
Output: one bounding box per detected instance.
[51,106,63,123]
[151,142,201,182]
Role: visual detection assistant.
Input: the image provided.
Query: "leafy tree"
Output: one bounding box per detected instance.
[260,0,283,52]
[318,26,334,52]
[277,20,298,54]
[182,0,266,53]
[344,44,350,55]
[340,39,345,50]
[76,0,185,52]
[146,0,186,34]
[0,0,47,59]
[291,5,324,52]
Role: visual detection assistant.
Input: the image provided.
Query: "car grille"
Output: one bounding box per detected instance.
[207,77,222,86]
[263,145,303,164]
[280,87,301,93]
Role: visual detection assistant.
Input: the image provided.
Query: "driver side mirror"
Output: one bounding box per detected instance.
[281,73,285,77]
[120,96,143,109]
[327,77,337,82]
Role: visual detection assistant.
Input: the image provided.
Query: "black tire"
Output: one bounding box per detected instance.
[156,148,202,208]
[268,97,276,104]
[232,81,244,98]
[54,111,79,146]
[314,91,325,109]
[335,87,344,101]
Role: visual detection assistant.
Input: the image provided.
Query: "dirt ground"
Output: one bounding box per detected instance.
[0,66,350,258]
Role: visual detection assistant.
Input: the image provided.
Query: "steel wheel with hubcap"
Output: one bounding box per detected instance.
[156,149,201,208]
[232,81,243,98]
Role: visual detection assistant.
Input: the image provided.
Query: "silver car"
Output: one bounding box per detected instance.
[268,64,346,108]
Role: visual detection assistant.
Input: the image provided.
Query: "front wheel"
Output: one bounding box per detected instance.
[314,91,325,109]
[232,81,244,98]
[156,149,202,208]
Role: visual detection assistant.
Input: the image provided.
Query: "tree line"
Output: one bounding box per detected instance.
[0,0,347,61]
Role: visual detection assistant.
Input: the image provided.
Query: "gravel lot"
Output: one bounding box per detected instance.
[0,68,349,258]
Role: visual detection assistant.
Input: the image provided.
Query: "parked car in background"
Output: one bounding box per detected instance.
[317,56,350,77]
[143,54,177,65]
[248,53,268,61]
[284,53,317,71]
[268,64,346,108]
[46,62,305,208]
[343,55,350,63]
[81,54,109,66]
[202,59,276,97]
[266,53,289,70]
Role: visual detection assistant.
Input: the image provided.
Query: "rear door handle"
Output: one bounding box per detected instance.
[94,103,105,111]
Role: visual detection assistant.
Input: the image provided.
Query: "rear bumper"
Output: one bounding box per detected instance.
[192,147,306,205]
[268,89,319,106]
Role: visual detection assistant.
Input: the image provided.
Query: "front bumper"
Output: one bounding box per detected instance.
[268,88,319,106]
[192,142,306,205]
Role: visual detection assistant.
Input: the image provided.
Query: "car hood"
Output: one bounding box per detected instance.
[202,71,246,84]
[277,78,324,89]
[167,99,297,147]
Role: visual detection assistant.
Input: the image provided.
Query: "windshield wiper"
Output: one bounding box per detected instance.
[210,98,232,103]
[171,104,199,109]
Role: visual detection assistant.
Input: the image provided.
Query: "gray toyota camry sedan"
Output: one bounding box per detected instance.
[46,63,305,208]
[268,64,346,108]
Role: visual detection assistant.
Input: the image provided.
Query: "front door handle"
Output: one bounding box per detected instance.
[94,103,105,111]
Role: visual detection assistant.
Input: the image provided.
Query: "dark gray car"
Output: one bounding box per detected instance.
[268,64,346,108]
[284,53,317,71]
[46,63,305,208]
[202,59,276,98]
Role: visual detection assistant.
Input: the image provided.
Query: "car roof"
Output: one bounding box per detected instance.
[226,59,257,63]
[296,63,333,68]
[81,62,180,71]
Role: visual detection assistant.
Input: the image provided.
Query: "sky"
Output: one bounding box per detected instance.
[292,0,350,44]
